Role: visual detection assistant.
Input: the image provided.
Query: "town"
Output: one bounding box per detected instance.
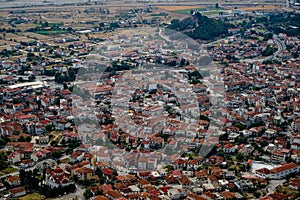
[0,0,300,200]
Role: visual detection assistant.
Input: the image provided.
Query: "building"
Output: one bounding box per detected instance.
[9,187,26,198]
[256,163,300,179]
[6,176,21,186]
[45,166,72,188]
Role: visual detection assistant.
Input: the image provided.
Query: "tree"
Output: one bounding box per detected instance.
[236,152,244,161]
[254,191,261,198]
[0,138,7,146]
[19,169,26,185]
[18,135,25,142]
[63,83,68,89]
[61,138,66,145]
[18,77,24,82]
[84,188,92,200]
[262,45,277,57]
[28,74,36,81]
[45,124,53,132]
[99,22,105,27]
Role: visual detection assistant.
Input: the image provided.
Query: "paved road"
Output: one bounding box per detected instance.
[265,35,286,60]
[267,179,285,195]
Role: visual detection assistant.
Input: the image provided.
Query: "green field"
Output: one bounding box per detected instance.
[202,11,226,16]
[2,167,19,174]
[35,30,69,35]
[175,7,226,14]
[175,7,207,14]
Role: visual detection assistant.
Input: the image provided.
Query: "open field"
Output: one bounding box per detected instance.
[174,7,207,14]
[3,33,34,42]
[19,193,46,200]
[156,5,205,11]
[0,167,19,175]
[22,32,53,40]
[239,5,277,11]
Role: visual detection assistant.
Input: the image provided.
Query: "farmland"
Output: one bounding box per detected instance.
[239,5,277,11]
[156,5,205,11]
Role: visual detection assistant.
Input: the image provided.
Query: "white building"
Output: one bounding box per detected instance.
[255,163,300,179]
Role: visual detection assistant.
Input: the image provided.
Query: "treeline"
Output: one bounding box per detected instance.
[169,12,229,40]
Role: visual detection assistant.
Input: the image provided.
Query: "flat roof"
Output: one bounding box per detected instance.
[8,81,45,89]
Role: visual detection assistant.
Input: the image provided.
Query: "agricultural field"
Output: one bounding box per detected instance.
[2,33,34,43]
[21,32,53,40]
[34,30,69,35]
[156,5,205,11]
[156,5,229,16]
[239,5,277,11]
[201,10,230,16]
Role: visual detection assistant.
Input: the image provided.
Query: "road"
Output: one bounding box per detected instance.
[158,28,171,43]
[265,34,286,60]
[267,179,285,195]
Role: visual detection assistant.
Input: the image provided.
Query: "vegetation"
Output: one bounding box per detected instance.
[256,12,300,36]
[19,193,46,200]
[41,184,76,197]
[262,45,277,57]
[169,12,228,40]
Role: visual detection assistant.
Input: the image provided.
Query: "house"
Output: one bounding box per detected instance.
[291,151,300,163]
[73,167,94,181]
[186,193,206,200]
[6,176,21,186]
[271,148,291,163]
[0,182,6,192]
[9,187,26,198]
[94,196,109,200]
[71,151,84,163]
[7,151,21,164]
[105,190,123,200]
[31,149,51,162]
[220,191,236,200]
[223,143,236,154]
[286,178,300,190]
[167,188,182,199]
[20,159,34,169]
